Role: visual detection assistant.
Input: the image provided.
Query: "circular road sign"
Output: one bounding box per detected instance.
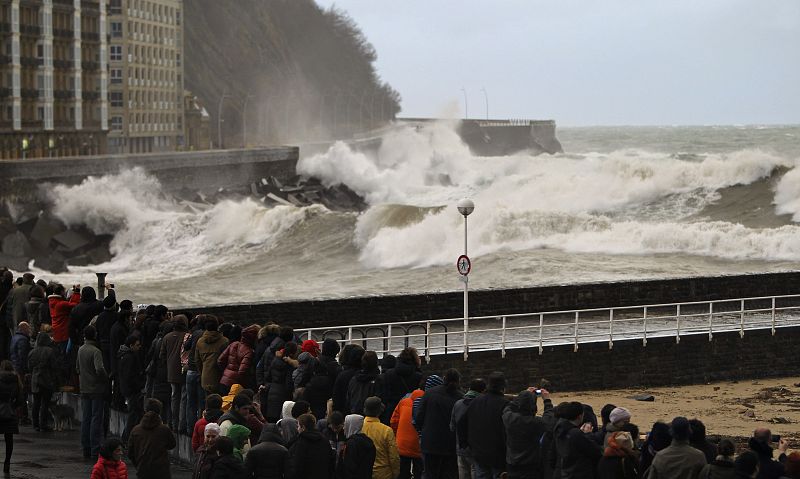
[457,255,471,276]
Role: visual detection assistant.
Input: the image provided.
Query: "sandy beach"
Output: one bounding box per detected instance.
[548,376,800,449]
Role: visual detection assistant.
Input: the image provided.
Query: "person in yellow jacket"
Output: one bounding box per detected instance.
[361,396,401,479]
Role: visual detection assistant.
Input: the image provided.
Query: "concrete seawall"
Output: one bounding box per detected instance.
[0,147,299,202]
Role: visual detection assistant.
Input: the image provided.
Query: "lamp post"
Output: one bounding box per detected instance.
[457,198,474,360]
[480,87,488,120]
[95,272,107,300]
[460,88,468,119]
[217,91,232,149]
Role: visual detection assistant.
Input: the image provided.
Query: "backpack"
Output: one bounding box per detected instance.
[348,377,376,415]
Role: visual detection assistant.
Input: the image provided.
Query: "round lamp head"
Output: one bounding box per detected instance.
[457,198,475,216]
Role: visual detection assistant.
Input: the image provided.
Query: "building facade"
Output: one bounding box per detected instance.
[0,0,108,159]
[107,0,183,154]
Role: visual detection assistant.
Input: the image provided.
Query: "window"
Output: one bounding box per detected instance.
[36,43,43,58]
[110,45,122,61]
[110,0,122,14]
[110,91,123,107]
[176,53,181,67]
[111,116,123,130]
[110,68,122,84]
[111,22,123,38]
[37,107,44,120]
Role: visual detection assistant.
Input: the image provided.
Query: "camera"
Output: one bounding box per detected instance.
[535,389,542,396]
[771,434,781,443]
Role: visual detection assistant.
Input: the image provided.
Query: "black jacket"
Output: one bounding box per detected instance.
[69,288,114,344]
[346,369,380,416]
[246,425,289,479]
[332,366,358,415]
[210,453,245,479]
[109,319,130,377]
[502,391,555,467]
[458,390,509,469]
[288,430,335,479]
[415,384,463,455]
[302,369,334,421]
[692,439,718,464]
[376,360,421,424]
[118,345,145,398]
[596,455,638,479]
[28,333,59,393]
[337,433,375,479]
[554,418,603,479]
[95,308,118,372]
[749,438,785,479]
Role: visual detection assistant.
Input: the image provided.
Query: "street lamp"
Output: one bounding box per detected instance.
[456,198,474,360]
[460,88,468,119]
[217,91,232,149]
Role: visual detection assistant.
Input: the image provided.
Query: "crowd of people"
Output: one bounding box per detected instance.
[1,268,800,479]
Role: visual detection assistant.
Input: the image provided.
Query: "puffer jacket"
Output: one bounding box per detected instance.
[90,456,129,479]
[194,330,229,392]
[390,389,423,458]
[218,340,254,388]
[49,292,80,343]
[28,333,59,393]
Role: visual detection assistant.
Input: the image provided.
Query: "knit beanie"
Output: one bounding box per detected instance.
[609,407,631,424]
[301,339,320,357]
[424,375,444,391]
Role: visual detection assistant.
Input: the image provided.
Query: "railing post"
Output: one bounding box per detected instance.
[386,324,392,356]
[347,327,353,344]
[307,330,312,341]
[608,309,614,350]
[740,299,745,338]
[463,317,469,361]
[425,321,431,359]
[538,313,544,355]
[643,306,648,347]
[676,304,681,344]
[708,302,713,341]
[771,297,776,336]
[573,311,579,352]
[501,316,506,358]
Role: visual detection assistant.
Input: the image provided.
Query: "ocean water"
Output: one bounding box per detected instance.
[39,123,800,308]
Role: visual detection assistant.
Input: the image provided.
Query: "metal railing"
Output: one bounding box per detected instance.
[295,294,800,360]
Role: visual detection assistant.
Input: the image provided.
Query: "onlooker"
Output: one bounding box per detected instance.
[459,371,510,479]
[338,414,376,479]
[91,438,127,479]
[8,322,31,425]
[184,315,208,436]
[416,368,464,479]
[378,347,422,425]
[109,300,133,410]
[451,378,485,479]
[245,423,289,479]
[77,324,108,458]
[127,398,177,479]
[639,422,671,474]
[390,382,424,479]
[48,283,80,353]
[287,413,335,479]
[346,351,381,416]
[6,273,34,329]
[0,360,20,474]
[552,401,602,479]
[265,342,298,423]
[161,314,189,431]
[195,317,229,396]
[503,387,555,479]
[361,397,400,479]
[735,451,761,479]
[645,417,707,479]
[193,422,221,479]
[218,324,258,393]
[27,331,58,432]
[210,436,245,479]
[218,394,253,437]
[331,345,364,415]
[689,418,717,464]
[700,438,736,479]
[118,334,145,443]
[596,431,638,479]
[192,394,224,453]
[784,452,800,479]
[603,407,632,448]
[25,285,47,339]
[319,410,346,463]
[749,428,789,479]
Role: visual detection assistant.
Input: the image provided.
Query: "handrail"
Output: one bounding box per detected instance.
[295,294,800,359]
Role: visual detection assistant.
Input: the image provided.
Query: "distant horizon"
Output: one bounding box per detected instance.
[395,118,800,129]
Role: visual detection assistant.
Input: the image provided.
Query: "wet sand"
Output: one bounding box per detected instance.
[551,376,800,448]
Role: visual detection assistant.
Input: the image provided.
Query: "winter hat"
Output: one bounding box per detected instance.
[119,300,133,312]
[241,325,259,347]
[609,407,631,424]
[102,294,116,309]
[424,374,444,391]
[363,396,384,417]
[301,339,320,357]
[321,338,340,357]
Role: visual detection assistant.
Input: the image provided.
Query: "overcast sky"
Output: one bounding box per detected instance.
[314,1,799,126]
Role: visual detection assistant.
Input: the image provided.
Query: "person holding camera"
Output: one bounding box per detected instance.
[748,428,790,479]
[502,386,555,479]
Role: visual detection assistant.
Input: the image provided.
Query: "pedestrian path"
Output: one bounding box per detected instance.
[6,423,193,479]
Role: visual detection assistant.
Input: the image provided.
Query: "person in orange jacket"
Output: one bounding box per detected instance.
[391,388,424,479]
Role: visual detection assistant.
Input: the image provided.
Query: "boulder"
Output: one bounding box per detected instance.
[52,229,92,252]
[33,254,68,274]
[2,231,33,258]
[29,214,67,251]
[0,253,31,272]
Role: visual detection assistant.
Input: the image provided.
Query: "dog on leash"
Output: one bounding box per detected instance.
[49,404,75,431]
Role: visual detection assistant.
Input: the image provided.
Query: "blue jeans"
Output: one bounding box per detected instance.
[81,395,105,456]
[184,370,203,435]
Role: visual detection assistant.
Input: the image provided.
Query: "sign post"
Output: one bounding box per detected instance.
[456,198,474,360]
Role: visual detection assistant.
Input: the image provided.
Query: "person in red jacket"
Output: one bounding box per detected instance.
[217,324,258,393]
[91,437,128,479]
[391,388,425,479]
[48,284,80,353]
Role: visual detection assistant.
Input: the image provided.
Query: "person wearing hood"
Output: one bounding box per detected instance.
[194,317,229,396]
[95,294,120,373]
[78,325,108,458]
[227,423,252,461]
[160,314,189,431]
[128,398,176,479]
[118,335,145,443]
[337,414,376,479]
[749,428,789,479]
[332,344,364,415]
[502,387,555,479]
[91,437,128,479]
[257,327,294,388]
[378,347,422,425]
[192,394,224,452]
[302,358,335,420]
[700,439,736,479]
[193,422,220,479]
[552,401,602,479]
[48,283,80,352]
[70,285,115,348]
[210,436,245,479]
[288,413,336,479]
[27,331,58,431]
[690,418,717,464]
[277,401,308,446]
[645,417,707,479]
[245,423,289,479]
[597,431,639,479]
[602,407,632,449]
[457,371,510,479]
[109,300,133,409]
[265,342,299,423]
[5,273,34,331]
[218,324,259,395]
[141,305,168,354]
[346,351,381,416]
[390,379,424,479]
[25,285,47,340]
[319,338,341,380]
[451,378,485,479]
[254,324,279,373]
[415,370,463,479]
[292,351,317,390]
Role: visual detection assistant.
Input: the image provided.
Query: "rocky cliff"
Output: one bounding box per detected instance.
[184,0,401,147]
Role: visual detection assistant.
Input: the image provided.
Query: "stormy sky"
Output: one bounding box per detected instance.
[315,1,800,126]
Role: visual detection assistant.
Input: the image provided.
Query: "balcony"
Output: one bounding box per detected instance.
[53,59,72,69]
[21,89,40,99]
[81,60,99,71]
[0,23,10,34]
[81,32,100,42]
[0,55,10,65]
[20,25,41,36]
[0,88,10,98]
[83,91,100,101]
[53,29,74,39]
[54,90,74,100]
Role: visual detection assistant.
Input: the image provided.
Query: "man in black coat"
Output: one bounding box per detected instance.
[458,371,509,479]
[503,388,555,479]
[415,368,463,479]
[245,424,289,479]
[109,301,132,409]
[749,428,789,479]
[287,413,335,479]
[553,401,603,479]
[331,345,364,414]
[376,347,422,424]
[118,334,145,443]
[70,286,115,347]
